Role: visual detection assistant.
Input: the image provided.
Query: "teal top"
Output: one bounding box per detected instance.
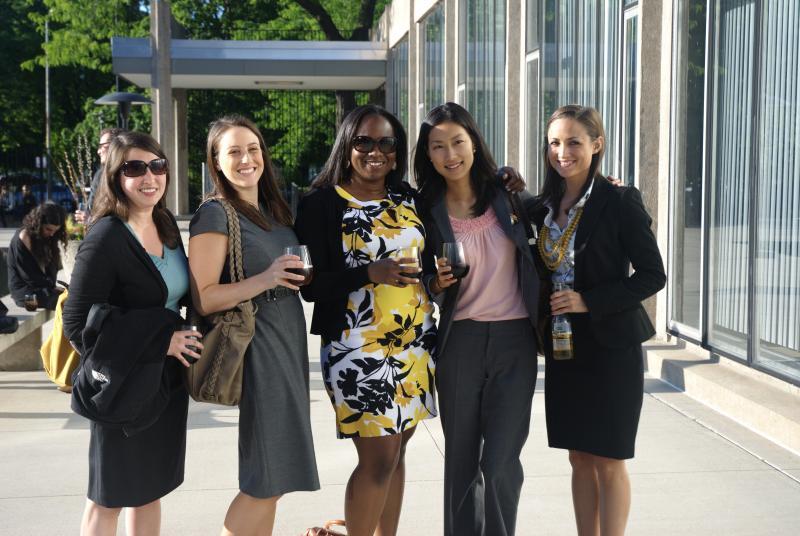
[124,223,188,312]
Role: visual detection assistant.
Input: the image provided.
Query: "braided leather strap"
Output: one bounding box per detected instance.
[200,198,249,401]
[217,199,246,283]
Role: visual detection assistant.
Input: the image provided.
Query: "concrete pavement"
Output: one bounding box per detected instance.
[1,303,800,535]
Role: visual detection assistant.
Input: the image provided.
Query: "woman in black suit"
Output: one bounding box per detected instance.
[532,105,665,536]
[63,131,201,536]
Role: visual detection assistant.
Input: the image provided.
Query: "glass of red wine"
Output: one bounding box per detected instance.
[441,242,469,280]
[284,245,314,286]
[395,246,422,280]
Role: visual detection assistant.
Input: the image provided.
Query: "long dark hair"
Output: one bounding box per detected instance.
[540,104,606,213]
[92,131,180,248]
[22,202,67,269]
[312,105,408,190]
[413,102,498,216]
[206,114,292,229]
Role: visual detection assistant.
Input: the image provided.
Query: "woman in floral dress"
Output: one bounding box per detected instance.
[295,104,437,536]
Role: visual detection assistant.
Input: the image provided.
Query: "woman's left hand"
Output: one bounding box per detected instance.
[167,329,204,368]
[497,166,526,193]
[550,289,589,315]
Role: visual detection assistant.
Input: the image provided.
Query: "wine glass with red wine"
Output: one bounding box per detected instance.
[284,245,314,286]
[441,242,469,280]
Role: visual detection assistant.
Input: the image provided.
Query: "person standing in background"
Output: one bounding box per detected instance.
[74,127,126,224]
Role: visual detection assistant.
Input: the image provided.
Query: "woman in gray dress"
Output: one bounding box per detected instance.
[189,114,320,535]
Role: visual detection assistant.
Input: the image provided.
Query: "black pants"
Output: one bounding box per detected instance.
[436,318,538,536]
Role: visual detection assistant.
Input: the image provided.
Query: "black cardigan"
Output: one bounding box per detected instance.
[62,214,187,352]
[531,178,666,354]
[294,183,436,341]
[7,230,60,309]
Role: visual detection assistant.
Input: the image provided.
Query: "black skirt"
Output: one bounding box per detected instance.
[87,366,189,508]
[544,344,644,460]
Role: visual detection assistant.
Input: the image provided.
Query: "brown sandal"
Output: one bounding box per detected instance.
[302,519,346,536]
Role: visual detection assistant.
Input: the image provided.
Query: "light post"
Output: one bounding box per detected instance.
[94,92,152,130]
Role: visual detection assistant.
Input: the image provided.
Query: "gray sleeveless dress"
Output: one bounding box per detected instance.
[190,200,319,497]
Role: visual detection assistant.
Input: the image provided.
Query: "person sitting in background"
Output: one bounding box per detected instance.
[7,201,67,310]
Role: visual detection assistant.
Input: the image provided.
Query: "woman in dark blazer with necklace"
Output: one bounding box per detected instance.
[63,131,200,536]
[532,104,665,536]
[414,102,541,536]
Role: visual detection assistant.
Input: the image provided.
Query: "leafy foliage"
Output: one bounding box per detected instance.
[2,0,388,206]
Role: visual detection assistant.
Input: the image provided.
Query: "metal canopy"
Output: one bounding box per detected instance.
[112,37,387,90]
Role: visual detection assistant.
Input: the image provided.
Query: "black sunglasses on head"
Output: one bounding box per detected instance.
[352,136,398,154]
[121,158,168,177]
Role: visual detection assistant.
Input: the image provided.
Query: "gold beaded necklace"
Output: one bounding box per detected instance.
[538,206,584,271]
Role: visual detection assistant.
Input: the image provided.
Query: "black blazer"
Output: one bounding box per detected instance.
[531,178,666,355]
[295,183,436,342]
[63,214,187,352]
[423,183,541,356]
[70,303,180,436]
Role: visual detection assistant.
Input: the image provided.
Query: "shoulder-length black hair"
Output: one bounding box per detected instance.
[413,102,498,216]
[21,201,67,269]
[92,130,180,248]
[312,104,408,190]
[206,114,293,229]
[540,104,606,214]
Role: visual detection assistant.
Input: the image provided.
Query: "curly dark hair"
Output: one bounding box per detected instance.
[21,201,67,270]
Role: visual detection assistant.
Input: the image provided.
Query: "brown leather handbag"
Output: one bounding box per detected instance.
[184,199,256,406]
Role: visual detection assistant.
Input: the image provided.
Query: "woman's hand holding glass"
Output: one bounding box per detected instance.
[433,242,468,294]
[367,257,420,287]
[167,328,204,368]
[259,254,307,291]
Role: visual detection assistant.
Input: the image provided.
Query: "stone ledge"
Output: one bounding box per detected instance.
[0,296,54,371]
[644,340,800,455]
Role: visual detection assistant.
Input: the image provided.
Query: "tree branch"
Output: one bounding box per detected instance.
[352,0,378,40]
[293,0,344,40]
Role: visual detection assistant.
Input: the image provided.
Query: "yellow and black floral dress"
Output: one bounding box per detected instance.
[321,185,438,438]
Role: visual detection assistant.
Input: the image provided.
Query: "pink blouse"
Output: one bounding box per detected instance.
[449,206,528,322]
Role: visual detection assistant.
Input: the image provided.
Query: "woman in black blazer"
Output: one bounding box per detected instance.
[532,105,665,536]
[63,131,200,535]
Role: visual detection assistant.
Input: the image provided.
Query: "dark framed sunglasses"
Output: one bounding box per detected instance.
[121,158,168,178]
[352,136,398,154]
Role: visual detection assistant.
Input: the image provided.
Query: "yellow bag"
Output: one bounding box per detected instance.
[40,290,80,389]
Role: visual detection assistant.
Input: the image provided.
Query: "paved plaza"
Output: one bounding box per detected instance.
[1,301,799,535]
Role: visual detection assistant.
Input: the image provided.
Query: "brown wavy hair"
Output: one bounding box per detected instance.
[91,131,179,248]
[206,114,292,229]
[22,201,67,269]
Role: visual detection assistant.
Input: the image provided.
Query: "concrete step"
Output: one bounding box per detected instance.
[644,340,800,455]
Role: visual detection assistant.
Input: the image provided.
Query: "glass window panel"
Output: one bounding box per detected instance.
[754,0,800,378]
[558,0,576,105]
[707,0,755,358]
[464,0,506,161]
[576,0,599,105]
[525,56,541,192]
[621,14,638,186]
[421,5,445,115]
[670,0,706,330]
[526,0,539,52]
[391,38,409,133]
[599,0,621,178]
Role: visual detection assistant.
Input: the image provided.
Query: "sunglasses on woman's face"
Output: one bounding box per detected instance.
[352,136,398,154]
[121,158,168,178]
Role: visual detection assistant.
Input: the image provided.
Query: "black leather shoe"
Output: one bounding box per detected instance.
[0,316,19,334]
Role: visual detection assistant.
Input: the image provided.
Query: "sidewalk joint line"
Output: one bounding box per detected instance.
[646,390,800,487]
